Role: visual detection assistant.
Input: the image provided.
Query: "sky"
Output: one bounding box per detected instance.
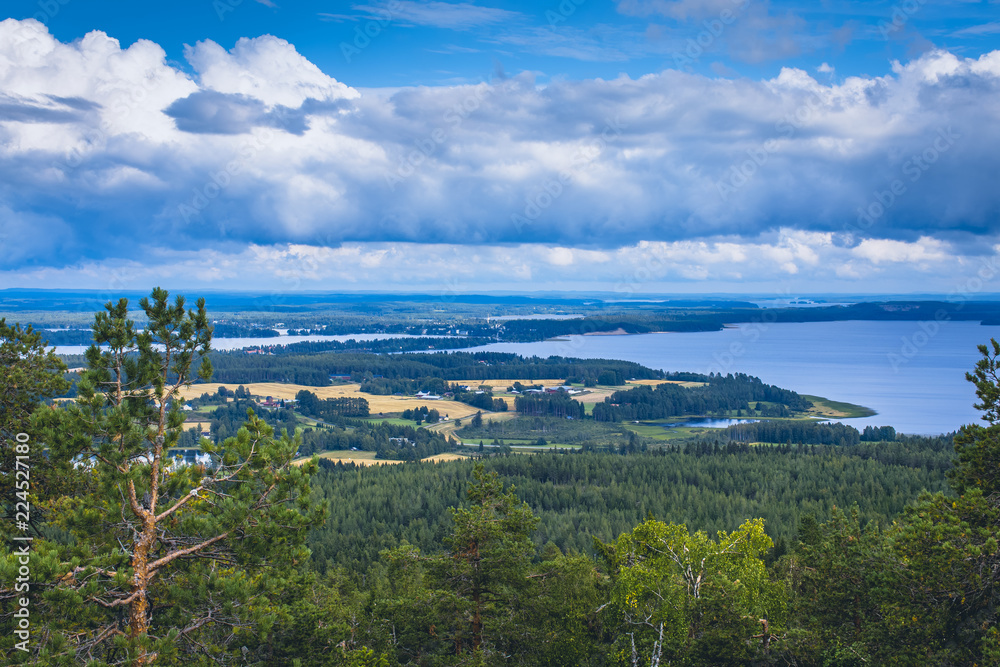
[1,0,999,296]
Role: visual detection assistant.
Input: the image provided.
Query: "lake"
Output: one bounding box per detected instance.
[666,418,761,429]
[54,320,1000,435]
[53,333,434,355]
[462,321,1000,436]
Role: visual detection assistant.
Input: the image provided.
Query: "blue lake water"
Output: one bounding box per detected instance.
[462,321,1000,436]
[54,333,432,355]
[666,418,761,429]
[54,320,1000,435]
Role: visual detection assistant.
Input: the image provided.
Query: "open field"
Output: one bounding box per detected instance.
[621,421,726,441]
[359,417,419,427]
[292,449,470,466]
[292,450,398,467]
[178,382,484,419]
[572,388,615,404]
[181,420,212,432]
[422,452,469,462]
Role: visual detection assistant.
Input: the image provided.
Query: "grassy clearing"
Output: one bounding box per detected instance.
[622,422,728,442]
[620,422,672,440]
[801,395,877,419]
[359,417,418,427]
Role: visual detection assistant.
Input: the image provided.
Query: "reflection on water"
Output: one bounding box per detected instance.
[665,418,761,429]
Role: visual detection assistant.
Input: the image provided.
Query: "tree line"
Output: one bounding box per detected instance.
[593,373,811,422]
[207,350,666,387]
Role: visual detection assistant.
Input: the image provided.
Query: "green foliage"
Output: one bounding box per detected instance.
[728,420,862,445]
[308,443,949,574]
[604,518,784,665]
[0,290,325,665]
[427,464,539,658]
[13,315,1000,665]
[951,337,1000,495]
[593,373,811,422]
[0,318,71,523]
[209,350,665,387]
[785,507,888,665]
[296,390,370,419]
[514,393,585,419]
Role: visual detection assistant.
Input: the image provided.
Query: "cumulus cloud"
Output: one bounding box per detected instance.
[165,91,308,135]
[0,19,999,292]
[0,233,984,294]
[184,36,359,107]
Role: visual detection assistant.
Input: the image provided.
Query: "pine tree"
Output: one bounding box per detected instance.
[429,463,538,658]
[23,289,324,665]
[0,319,70,521]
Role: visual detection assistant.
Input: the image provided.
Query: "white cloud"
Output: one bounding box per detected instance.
[852,237,951,265]
[0,234,987,294]
[0,20,999,291]
[184,36,359,107]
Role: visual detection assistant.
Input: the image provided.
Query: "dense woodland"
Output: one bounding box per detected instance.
[726,420,864,446]
[593,374,811,422]
[206,350,666,387]
[3,292,1000,666]
[308,440,953,573]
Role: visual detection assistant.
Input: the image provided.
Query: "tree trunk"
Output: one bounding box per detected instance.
[128,521,156,666]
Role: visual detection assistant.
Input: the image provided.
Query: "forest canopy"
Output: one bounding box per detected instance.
[2,292,1000,666]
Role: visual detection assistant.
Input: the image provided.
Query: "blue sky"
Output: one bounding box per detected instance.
[1,1,1000,294]
[11,0,1000,85]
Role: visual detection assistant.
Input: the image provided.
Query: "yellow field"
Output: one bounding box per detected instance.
[293,450,401,467]
[573,388,616,404]
[176,378,679,420]
[178,382,483,419]
[182,420,212,431]
[423,452,469,462]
